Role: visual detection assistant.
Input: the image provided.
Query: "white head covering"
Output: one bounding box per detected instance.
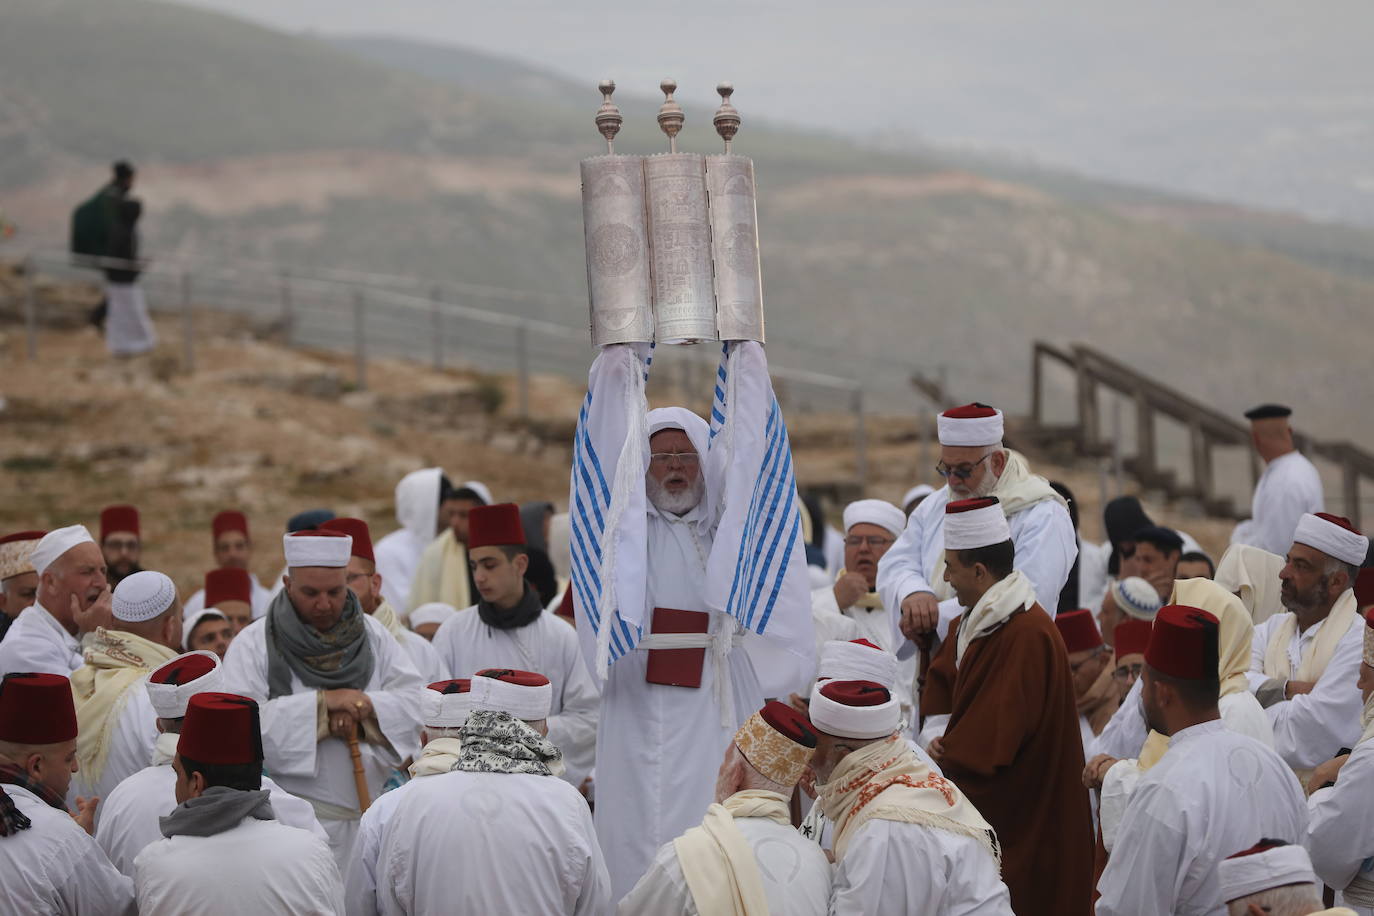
[943,498,1010,550]
[394,467,443,542]
[901,484,934,508]
[145,651,224,719]
[808,680,900,739]
[842,499,906,538]
[468,671,552,721]
[182,609,228,650]
[817,639,897,688]
[1111,576,1163,621]
[1293,513,1369,567]
[937,405,1004,447]
[410,602,459,629]
[112,570,177,623]
[1218,843,1317,904]
[30,524,95,576]
[422,681,473,728]
[283,531,352,568]
[459,480,494,506]
[1214,544,1285,625]
[647,407,715,525]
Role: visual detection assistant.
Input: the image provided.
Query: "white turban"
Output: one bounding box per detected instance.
[112,570,177,623]
[842,499,906,538]
[30,525,95,576]
[901,484,934,508]
[943,498,1010,550]
[808,680,900,740]
[1218,843,1316,904]
[468,672,552,721]
[283,531,352,568]
[1293,513,1369,567]
[145,651,224,719]
[817,639,897,689]
[937,405,1004,447]
[422,682,473,729]
[410,602,459,629]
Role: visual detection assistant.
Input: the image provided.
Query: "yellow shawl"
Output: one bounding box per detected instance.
[673,790,789,916]
[1263,591,1357,683]
[71,628,178,784]
[407,530,471,614]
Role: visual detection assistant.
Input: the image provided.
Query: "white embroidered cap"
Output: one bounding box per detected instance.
[282,530,352,568]
[112,570,177,623]
[1217,842,1316,904]
[817,639,898,689]
[943,497,1010,550]
[145,651,223,719]
[422,679,473,729]
[468,669,552,722]
[30,524,95,576]
[1293,512,1369,568]
[842,499,906,539]
[937,403,1004,447]
[1112,576,1164,621]
[808,679,900,740]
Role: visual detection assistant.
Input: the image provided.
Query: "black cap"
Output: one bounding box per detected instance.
[1244,404,1292,421]
[1132,525,1184,554]
[286,508,335,533]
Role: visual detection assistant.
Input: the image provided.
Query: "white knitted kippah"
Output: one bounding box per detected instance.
[112,570,177,623]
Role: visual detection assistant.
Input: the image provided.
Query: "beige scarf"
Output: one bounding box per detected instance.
[71,628,178,784]
[1263,591,1357,683]
[371,600,408,642]
[408,531,470,613]
[817,734,997,863]
[927,450,1065,601]
[674,790,789,916]
[408,736,464,778]
[955,569,1037,665]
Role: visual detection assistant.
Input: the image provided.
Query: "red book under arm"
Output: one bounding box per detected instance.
[644,607,709,688]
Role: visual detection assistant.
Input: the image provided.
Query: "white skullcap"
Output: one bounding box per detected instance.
[145,651,223,719]
[1112,576,1164,621]
[112,570,177,623]
[902,484,934,507]
[843,499,906,538]
[282,531,352,568]
[817,639,897,689]
[809,679,900,739]
[1218,843,1316,904]
[1293,513,1369,567]
[410,602,459,629]
[943,498,1010,550]
[460,480,493,506]
[182,609,228,650]
[30,525,95,576]
[468,670,552,721]
[937,404,1004,447]
[421,680,473,729]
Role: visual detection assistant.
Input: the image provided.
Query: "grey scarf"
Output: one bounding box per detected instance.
[454,709,564,777]
[263,588,374,700]
[160,786,274,838]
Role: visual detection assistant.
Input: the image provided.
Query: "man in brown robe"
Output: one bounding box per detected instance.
[927,496,1093,916]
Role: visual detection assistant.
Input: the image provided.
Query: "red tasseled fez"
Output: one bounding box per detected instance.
[320,517,375,564]
[178,692,263,766]
[467,503,526,550]
[475,668,549,687]
[0,672,78,745]
[1055,609,1104,655]
[758,699,818,749]
[1144,604,1219,681]
[204,567,252,608]
[211,510,249,542]
[1113,618,1152,660]
[100,505,140,541]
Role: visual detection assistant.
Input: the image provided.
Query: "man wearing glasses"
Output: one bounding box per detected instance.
[100,505,144,588]
[876,403,1077,668]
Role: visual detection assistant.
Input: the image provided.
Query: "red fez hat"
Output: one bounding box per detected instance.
[1357,569,1374,609]
[467,504,526,550]
[100,505,140,541]
[941,403,999,419]
[0,530,47,546]
[1316,512,1359,534]
[211,510,249,542]
[475,667,550,688]
[1113,618,1152,659]
[818,679,891,706]
[150,653,217,686]
[946,496,1000,514]
[204,567,252,608]
[0,672,78,744]
[178,692,263,766]
[320,517,375,564]
[428,678,472,695]
[1145,604,1219,681]
[759,699,818,749]
[1055,609,1104,654]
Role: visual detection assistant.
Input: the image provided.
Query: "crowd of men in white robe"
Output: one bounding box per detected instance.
[0,396,1371,915]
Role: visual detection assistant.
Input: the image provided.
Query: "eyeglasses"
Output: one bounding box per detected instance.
[844,535,894,548]
[1112,663,1144,682]
[103,538,139,552]
[649,452,700,466]
[935,452,993,481]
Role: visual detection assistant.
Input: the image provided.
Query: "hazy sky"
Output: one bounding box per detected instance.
[177,0,1374,221]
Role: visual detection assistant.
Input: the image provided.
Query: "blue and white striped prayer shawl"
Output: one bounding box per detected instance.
[569,341,813,677]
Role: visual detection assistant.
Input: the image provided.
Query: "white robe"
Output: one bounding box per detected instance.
[343,767,423,916]
[0,783,135,916]
[392,626,443,686]
[1231,450,1324,556]
[69,682,159,811]
[617,814,832,915]
[104,281,156,357]
[797,739,943,850]
[1246,611,1365,769]
[220,614,424,871]
[373,769,609,915]
[181,574,274,621]
[0,602,83,677]
[432,606,599,787]
[809,586,916,722]
[133,814,343,916]
[1308,738,1374,916]
[97,733,326,876]
[1096,720,1308,916]
[374,469,443,614]
[830,819,1012,916]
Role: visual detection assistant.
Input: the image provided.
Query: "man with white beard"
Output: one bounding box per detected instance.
[569,341,813,901]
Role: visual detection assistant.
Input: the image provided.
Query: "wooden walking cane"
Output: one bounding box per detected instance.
[348,700,371,812]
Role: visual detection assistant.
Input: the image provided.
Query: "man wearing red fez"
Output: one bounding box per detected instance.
[99,505,143,588]
[925,497,1091,916]
[876,402,1076,665]
[180,510,272,622]
[1249,512,1370,774]
[0,529,45,644]
[1109,618,1151,703]
[320,518,442,685]
[1056,609,1117,748]
[1097,606,1305,916]
[430,503,598,791]
[806,679,1011,914]
[133,692,343,914]
[220,529,423,873]
[1307,609,1374,910]
[620,701,833,914]
[0,672,135,913]
[95,651,324,877]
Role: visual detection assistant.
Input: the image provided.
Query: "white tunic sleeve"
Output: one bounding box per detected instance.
[615,840,697,915]
[1268,618,1365,768]
[1307,740,1374,893]
[1089,677,1147,761]
[876,497,941,622]
[545,621,600,789]
[1006,499,1077,620]
[1095,780,1192,916]
[221,623,323,779]
[831,820,1012,916]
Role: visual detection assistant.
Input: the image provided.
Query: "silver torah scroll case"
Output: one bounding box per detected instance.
[582,80,765,346]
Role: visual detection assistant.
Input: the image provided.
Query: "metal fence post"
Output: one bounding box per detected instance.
[353,290,367,390]
[180,272,195,372]
[514,323,529,420]
[430,286,443,371]
[24,256,37,360]
[853,387,868,489]
[279,270,293,347]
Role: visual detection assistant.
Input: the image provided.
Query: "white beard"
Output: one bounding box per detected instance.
[647,473,705,516]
